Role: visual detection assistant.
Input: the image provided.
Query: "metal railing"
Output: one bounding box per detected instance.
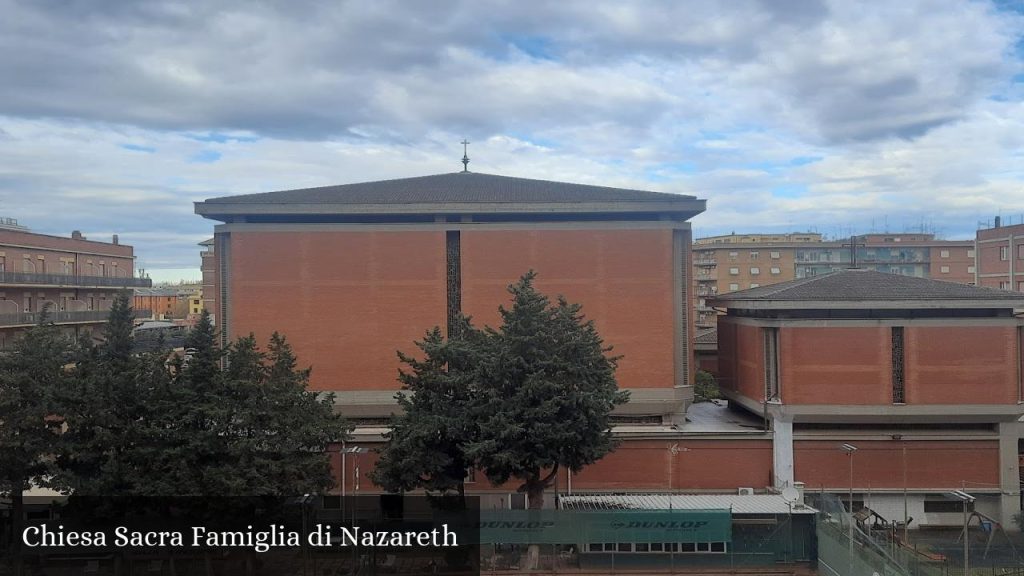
[0,308,152,327]
[0,271,151,288]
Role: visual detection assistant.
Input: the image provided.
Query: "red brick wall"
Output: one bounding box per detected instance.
[461,229,677,389]
[228,230,447,391]
[794,440,999,490]
[780,327,890,404]
[905,326,1019,404]
[717,319,765,403]
[331,438,773,493]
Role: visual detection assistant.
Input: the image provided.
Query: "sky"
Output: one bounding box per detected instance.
[1,1,1023,283]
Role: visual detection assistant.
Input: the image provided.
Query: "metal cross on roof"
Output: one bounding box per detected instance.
[841,235,866,268]
[461,139,470,172]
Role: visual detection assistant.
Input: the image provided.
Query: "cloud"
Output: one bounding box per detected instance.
[0,0,1022,273]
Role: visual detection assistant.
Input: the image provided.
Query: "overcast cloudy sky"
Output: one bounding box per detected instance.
[1,0,1023,281]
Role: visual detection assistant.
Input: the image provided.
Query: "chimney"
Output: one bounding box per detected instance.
[112,234,119,245]
[71,230,84,240]
[995,216,1002,228]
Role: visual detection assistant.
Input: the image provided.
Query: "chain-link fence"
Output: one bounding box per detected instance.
[811,493,1024,576]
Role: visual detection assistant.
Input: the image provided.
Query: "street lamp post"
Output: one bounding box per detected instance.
[947,490,975,576]
[840,443,858,573]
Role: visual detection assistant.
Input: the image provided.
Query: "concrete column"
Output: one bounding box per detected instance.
[998,422,1021,530]
[772,418,794,488]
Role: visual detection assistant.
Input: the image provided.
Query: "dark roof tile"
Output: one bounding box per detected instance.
[712,269,1022,302]
[202,172,694,205]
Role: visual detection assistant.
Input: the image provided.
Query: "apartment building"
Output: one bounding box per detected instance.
[694,233,975,329]
[976,218,1024,291]
[0,219,151,348]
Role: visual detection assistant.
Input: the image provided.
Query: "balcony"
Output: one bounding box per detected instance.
[0,271,152,289]
[694,258,717,267]
[0,308,152,328]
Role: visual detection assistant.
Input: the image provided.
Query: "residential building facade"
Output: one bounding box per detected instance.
[976,218,1024,291]
[0,221,151,348]
[694,233,976,329]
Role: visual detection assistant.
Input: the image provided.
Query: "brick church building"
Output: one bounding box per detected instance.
[197,172,1024,527]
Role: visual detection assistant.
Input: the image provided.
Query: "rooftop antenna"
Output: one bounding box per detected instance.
[461,139,470,173]
[842,235,866,269]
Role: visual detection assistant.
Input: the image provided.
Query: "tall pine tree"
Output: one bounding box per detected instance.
[469,271,628,510]
[372,317,482,506]
[57,292,145,494]
[0,305,69,549]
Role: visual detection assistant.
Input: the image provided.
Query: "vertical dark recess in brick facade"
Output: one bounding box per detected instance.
[892,326,905,403]
[446,230,461,337]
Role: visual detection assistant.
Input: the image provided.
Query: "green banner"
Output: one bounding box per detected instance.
[479,509,731,545]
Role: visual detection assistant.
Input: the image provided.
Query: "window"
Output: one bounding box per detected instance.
[750,251,759,260]
[729,267,739,275]
[1018,281,1024,292]
[968,266,976,274]
[892,327,905,403]
[1019,245,1024,259]
[967,249,975,258]
[728,251,738,261]
[750,283,760,288]
[770,251,780,259]
[924,500,974,513]
[770,267,781,275]
[764,327,780,400]
[940,250,949,258]
[1001,246,1009,261]
[940,266,949,273]
[750,267,760,275]
[728,283,739,291]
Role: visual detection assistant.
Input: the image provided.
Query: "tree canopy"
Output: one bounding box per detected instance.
[375,271,628,511]
[0,304,68,547]
[371,317,482,504]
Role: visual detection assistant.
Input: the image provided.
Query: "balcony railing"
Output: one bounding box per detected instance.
[0,271,152,288]
[0,308,152,328]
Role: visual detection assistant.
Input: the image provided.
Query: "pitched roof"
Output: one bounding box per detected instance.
[710,268,1024,309]
[194,171,706,223]
[201,172,695,205]
[695,327,718,345]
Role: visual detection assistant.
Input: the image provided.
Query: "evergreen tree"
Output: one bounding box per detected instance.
[257,332,349,494]
[57,292,144,494]
[57,306,349,497]
[0,305,69,549]
[372,317,481,505]
[469,271,628,510]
